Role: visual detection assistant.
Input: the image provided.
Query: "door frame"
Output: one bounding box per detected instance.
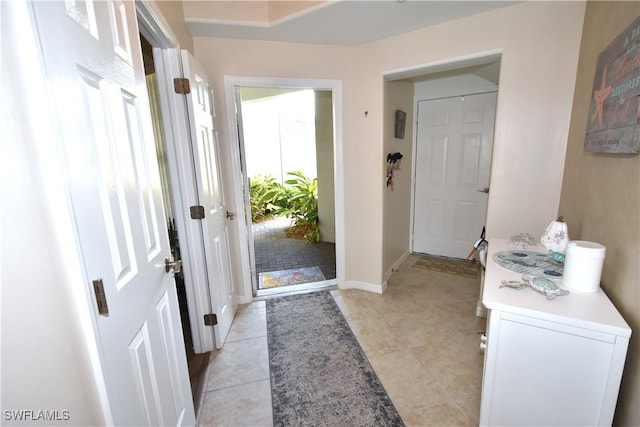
[136,1,218,354]
[224,76,345,300]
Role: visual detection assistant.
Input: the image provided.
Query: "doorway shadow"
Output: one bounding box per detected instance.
[253,217,336,288]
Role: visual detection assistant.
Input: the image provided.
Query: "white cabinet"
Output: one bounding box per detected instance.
[480,239,631,426]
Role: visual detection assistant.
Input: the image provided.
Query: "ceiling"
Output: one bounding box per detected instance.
[186,1,519,46]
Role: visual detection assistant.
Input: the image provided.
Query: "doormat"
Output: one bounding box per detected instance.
[259,266,325,289]
[413,254,480,278]
[267,291,404,426]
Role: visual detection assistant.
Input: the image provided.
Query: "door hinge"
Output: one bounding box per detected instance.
[190,205,205,219]
[174,78,191,94]
[92,279,109,316]
[204,313,217,326]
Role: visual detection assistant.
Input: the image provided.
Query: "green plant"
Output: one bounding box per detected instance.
[249,175,289,223]
[281,171,319,243]
[249,171,320,243]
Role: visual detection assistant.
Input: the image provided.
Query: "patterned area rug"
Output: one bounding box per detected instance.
[266,291,404,427]
[413,254,480,278]
[259,266,325,289]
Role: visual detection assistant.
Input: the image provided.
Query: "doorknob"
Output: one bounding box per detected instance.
[226,210,235,220]
[477,187,490,194]
[164,258,182,274]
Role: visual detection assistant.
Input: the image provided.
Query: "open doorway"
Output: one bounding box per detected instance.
[385,54,500,261]
[236,86,337,295]
[385,53,501,318]
[139,34,209,412]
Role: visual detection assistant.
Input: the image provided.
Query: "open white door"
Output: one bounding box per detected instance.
[181,50,236,348]
[31,1,194,425]
[412,92,496,258]
[234,88,259,292]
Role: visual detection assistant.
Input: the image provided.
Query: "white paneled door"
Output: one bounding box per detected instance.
[412,93,497,258]
[181,51,236,348]
[32,1,194,425]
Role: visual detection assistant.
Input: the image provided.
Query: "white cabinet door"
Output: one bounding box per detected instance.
[481,311,620,426]
[413,93,496,258]
[32,1,194,424]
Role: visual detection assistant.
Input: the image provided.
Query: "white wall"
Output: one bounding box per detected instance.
[2,2,105,425]
[195,1,585,289]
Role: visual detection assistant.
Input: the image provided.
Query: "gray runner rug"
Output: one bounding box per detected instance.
[266,291,405,427]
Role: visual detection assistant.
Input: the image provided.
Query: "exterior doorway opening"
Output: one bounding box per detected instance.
[237,88,337,295]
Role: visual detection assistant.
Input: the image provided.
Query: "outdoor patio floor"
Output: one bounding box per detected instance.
[252,217,336,286]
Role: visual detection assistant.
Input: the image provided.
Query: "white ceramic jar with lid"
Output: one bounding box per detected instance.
[562,241,606,293]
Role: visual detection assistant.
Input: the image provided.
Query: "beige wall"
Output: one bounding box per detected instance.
[183,1,269,23]
[383,81,414,275]
[182,1,326,23]
[358,1,584,243]
[195,1,585,288]
[267,1,326,22]
[155,0,194,53]
[192,37,360,280]
[559,2,640,425]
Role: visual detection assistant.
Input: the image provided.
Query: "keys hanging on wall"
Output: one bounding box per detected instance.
[386,152,403,190]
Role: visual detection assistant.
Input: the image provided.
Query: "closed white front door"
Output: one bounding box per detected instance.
[181,51,236,348]
[412,93,496,258]
[32,1,194,425]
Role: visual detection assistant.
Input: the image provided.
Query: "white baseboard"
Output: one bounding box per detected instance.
[236,295,253,305]
[384,250,411,282]
[340,280,386,294]
[476,301,487,318]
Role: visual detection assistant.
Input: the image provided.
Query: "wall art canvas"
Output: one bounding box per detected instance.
[394,109,406,139]
[585,16,640,153]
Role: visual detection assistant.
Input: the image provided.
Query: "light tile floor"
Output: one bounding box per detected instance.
[198,254,486,426]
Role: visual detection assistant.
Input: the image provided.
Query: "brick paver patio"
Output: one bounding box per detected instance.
[252,217,336,287]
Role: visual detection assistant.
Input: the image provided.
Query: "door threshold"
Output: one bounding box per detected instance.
[254,279,337,299]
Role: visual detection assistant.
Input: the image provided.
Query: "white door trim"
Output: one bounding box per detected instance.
[135,0,178,48]
[223,76,345,302]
